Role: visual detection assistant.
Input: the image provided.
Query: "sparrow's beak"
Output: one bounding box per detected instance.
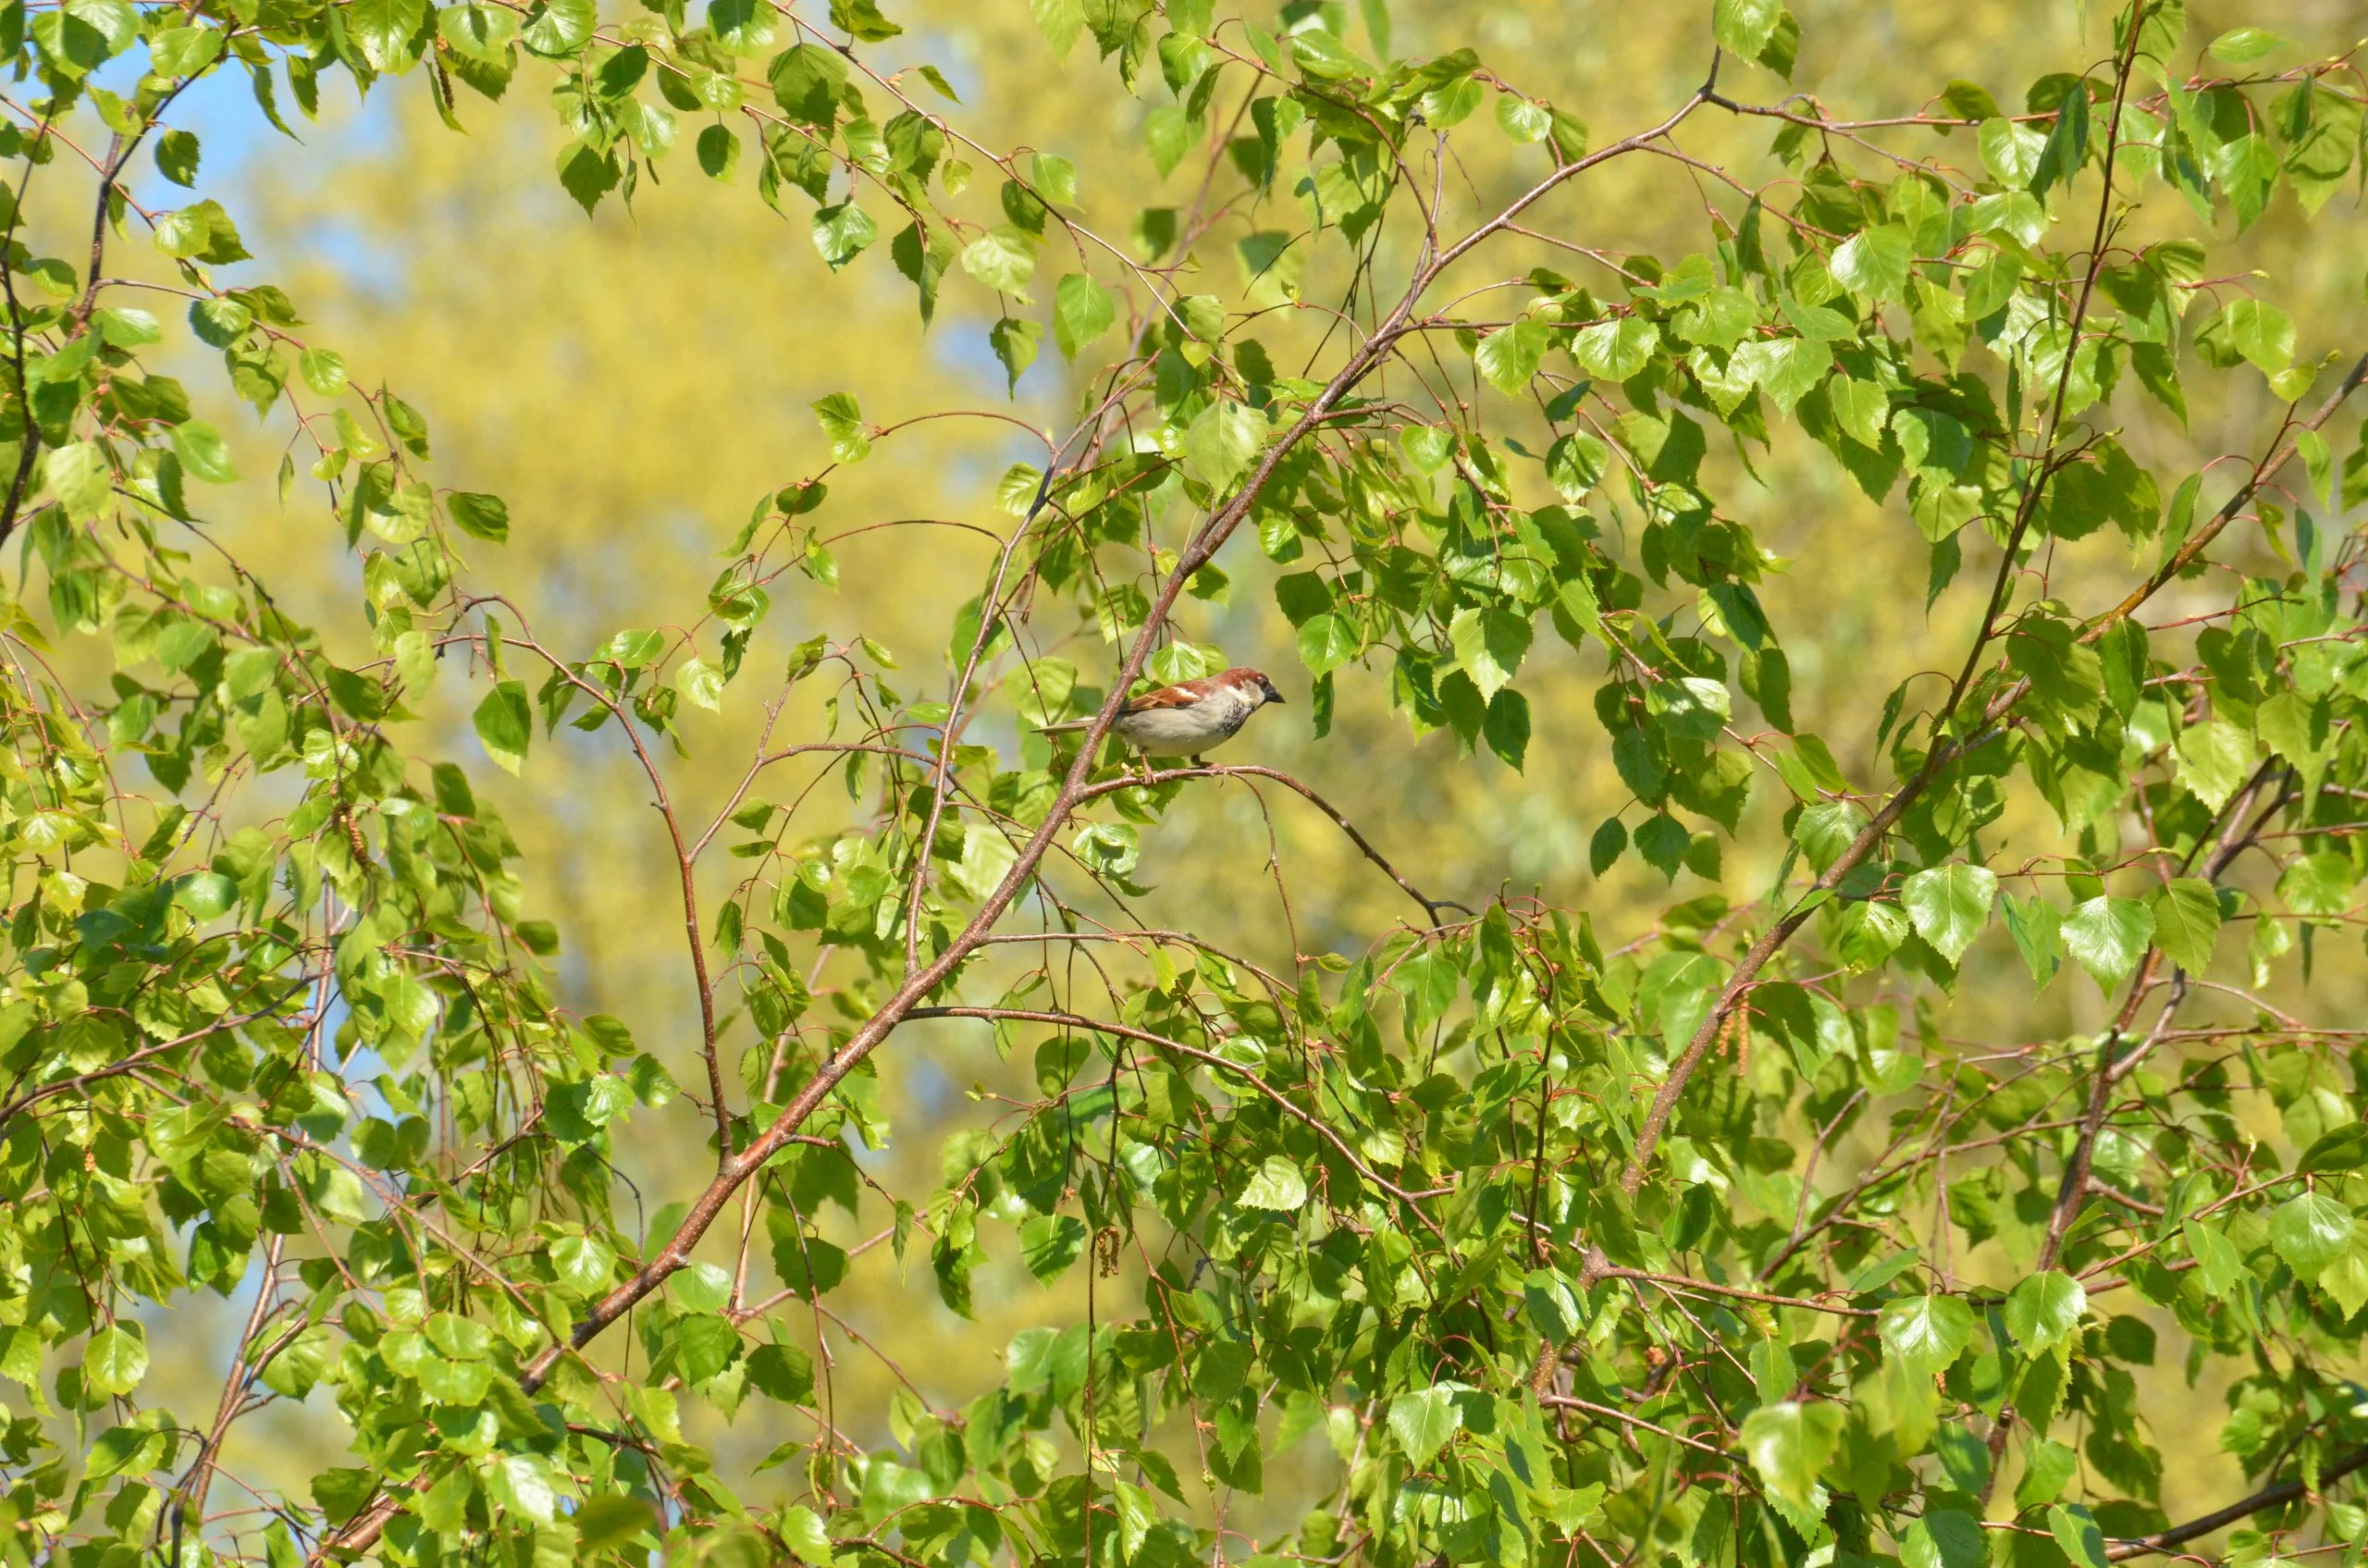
[1264,686,1286,704]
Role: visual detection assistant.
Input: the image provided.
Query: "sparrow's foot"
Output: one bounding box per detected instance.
[1190,754,1208,768]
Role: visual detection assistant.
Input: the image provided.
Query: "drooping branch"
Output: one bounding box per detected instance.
[2032,756,2287,1276]
[904,1005,1443,1210]
[0,81,186,548]
[1077,762,1471,924]
[1622,3,2159,1204]
[171,1234,285,1534]
[1613,156,2368,1212]
[902,429,1083,975]
[454,610,735,1164]
[2103,350,2368,626]
[1597,1267,1876,1319]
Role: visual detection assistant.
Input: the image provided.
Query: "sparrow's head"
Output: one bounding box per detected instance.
[1222,666,1286,707]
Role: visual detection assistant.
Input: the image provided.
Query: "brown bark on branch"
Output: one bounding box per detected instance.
[1077,762,1471,923]
[2103,1443,2368,1560]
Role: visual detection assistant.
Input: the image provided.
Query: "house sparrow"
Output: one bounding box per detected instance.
[1040,666,1286,765]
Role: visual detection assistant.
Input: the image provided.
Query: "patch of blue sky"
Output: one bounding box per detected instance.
[92,38,406,294]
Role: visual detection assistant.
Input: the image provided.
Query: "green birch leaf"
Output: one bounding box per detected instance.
[1980,117,2047,186]
[84,1325,148,1396]
[474,680,533,773]
[2174,721,2257,810]
[2148,877,2220,973]
[1547,432,1610,500]
[1742,1401,1841,1512]
[2208,27,2291,64]
[92,307,161,347]
[2270,1191,2353,1282]
[829,0,901,42]
[2323,1234,2368,1320]
[520,0,596,54]
[2048,1505,2109,1568]
[1297,613,1358,677]
[2063,895,2152,987]
[1030,0,1083,56]
[1018,1213,1086,1281]
[549,1234,614,1294]
[1498,98,1550,150]
[2276,852,2355,918]
[812,392,871,462]
[1485,688,1530,770]
[1572,317,1659,380]
[1880,1293,1974,1374]
[1186,400,1264,490]
[2183,1218,2243,1294]
[155,129,201,187]
[299,347,349,396]
[149,24,225,77]
[961,230,1037,298]
[1053,273,1116,357]
[811,202,879,270]
[2003,1270,2085,1351]
[345,0,428,72]
[447,491,511,542]
[2196,298,2294,373]
[1710,0,1781,57]
[781,1506,835,1566]
[2299,1125,2368,1176]
[1908,1512,1987,1568]
[698,123,741,179]
[1588,817,1627,875]
[1388,1385,1462,1467]
[575,1497,661,1551]
[171,421,238,483]
[1831,224,1911,302]
[1731,337,1827,414]
[676,657,726,711]
[672,1261,732,1312]
[1901,863,1996,964]
[951,822,1018,901]
[1827,376,1888,447]
[1791,800,1866,872]
[1635,813,1691,880]
[1475,318,1548,392]
[1239,1155,1306,1212]
[989,317,1042,390]
[46,439,113,520]
[492,1454,557,1524]
[1834,900,1909,971]
[1523,1268,1585,1341]
[1449,607,1531,704]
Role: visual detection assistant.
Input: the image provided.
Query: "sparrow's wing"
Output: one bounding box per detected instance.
[1122,680,1214,714]
[1045,678,1219,729]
